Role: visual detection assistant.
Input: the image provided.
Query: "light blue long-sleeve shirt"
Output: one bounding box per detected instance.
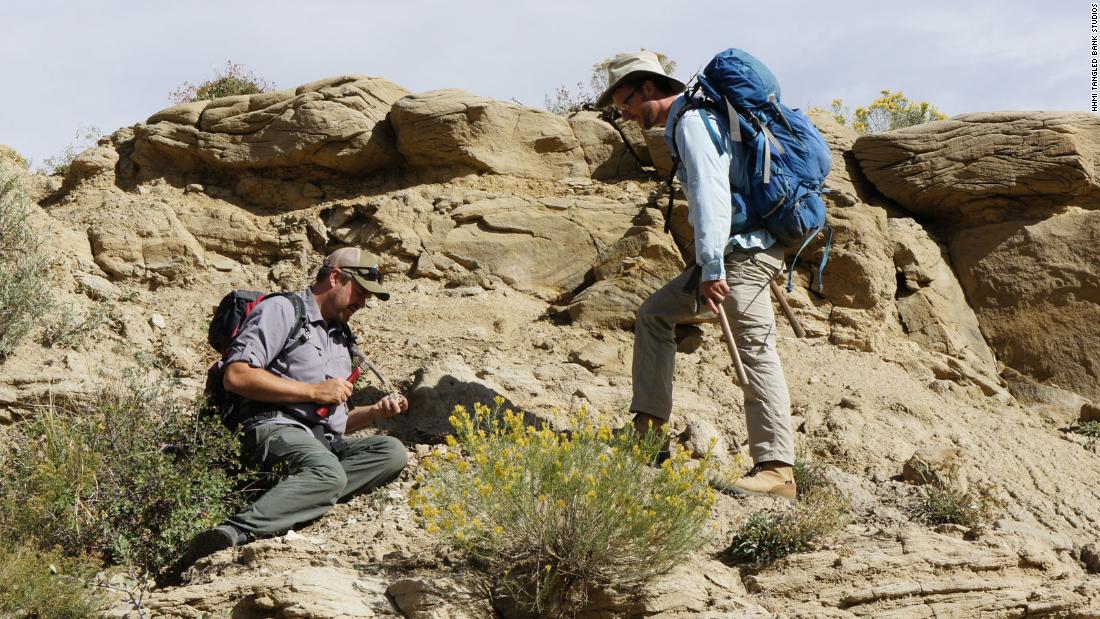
[664,95,775,282]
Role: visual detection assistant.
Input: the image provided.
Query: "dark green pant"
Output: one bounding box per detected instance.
[226,423,408,536]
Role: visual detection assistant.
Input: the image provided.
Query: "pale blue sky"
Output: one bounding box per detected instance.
[0,0,1086,168]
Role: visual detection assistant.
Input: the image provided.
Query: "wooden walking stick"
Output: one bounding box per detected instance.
[769,280,806,338]
[715,304,751,391]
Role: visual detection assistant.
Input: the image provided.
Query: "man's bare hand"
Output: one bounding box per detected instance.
[311,378,354,404]
[701,278,730,314]
[372,394,409,420]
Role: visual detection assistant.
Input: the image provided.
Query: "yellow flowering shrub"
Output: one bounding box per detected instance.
[813,90,947,134]
[411,400,716,616]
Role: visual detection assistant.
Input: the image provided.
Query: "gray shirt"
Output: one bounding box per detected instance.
[224,289,355,434]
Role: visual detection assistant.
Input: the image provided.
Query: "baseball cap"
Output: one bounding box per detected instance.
[323,247,390,301]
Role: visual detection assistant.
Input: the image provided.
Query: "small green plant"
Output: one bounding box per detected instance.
[0,173,53,361]
[1068,420,1100,438]
[726,486,849,565]
[793,458,830,498]
[412,401,715,616]
[169,61,276,104]
[909,481,1004,529]
[0,542,106,618]
[814,90,947,134]
[0,370,249,580]
[38,301,108,349]
[545,50,676,115]
[42,125,102,176]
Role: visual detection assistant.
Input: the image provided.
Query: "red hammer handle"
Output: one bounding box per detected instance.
[317,367,365,418]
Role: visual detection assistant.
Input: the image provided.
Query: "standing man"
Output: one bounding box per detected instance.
[186,248,410,564]
[595,51,796,499]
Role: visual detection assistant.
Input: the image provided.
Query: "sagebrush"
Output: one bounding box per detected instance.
[413,401,715,616]
[0,173,53,361]
[38,301,108,349]
[170,60,275,104]
[0,370,249,579]
[909,481,1004,529]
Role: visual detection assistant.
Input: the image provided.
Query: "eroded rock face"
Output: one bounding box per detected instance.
[329,190,640,300]
[390,89,589,180]
[0,144,29,170]
[133,76,409,177]
[381,355,517,443]
[745,525,1090,616]
[851,112,1100,228]
[890,217,995,365]
[441,196,635,298]
[568,111,645,180]
[564,224,686,328]
[950,208,1100,401]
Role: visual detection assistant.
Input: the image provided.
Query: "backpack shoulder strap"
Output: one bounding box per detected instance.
[254,292,308,364]
[664,92,729,234]
[339,323,360,365]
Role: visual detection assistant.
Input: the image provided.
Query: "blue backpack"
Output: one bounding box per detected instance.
[667,48,833,291]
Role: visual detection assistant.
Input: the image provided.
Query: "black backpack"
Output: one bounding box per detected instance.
[203,291,307,431]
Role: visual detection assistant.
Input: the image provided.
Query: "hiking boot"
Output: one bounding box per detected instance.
[715,462,796,500]
[183,524,242,566]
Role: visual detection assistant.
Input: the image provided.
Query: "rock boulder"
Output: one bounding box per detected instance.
[390,89,588,180]
[133,76,409,177]
[851,112,1100,228]
[950,208,1100,401]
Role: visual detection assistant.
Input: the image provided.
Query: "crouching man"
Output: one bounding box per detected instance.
[186,248,409,564]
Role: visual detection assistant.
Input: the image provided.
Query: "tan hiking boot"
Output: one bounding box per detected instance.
[729,462,796,499]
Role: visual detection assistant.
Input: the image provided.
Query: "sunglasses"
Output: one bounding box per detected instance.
[343,265,384,284]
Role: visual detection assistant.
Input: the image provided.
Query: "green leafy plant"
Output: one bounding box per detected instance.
[1068,420,1100,439]
[545,50,676,115]
[169,61,276,104]
[817,90,947,134]
[0,542,106,618]
[0,370,249,580]
[0,172,53,361]
[412,401,715,616]
[726,486,849,565]
[909,481,1004,529]
[42,125,102,176]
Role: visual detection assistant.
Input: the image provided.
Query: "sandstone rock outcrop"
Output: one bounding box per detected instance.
[950,208,1100,401]
[326,188,641,300]
[0,143,28,170]
[851,112,1100,228]
[133,76,409,178]
[563,224,686,328]
[390,89,589,180]
[849,112,1100,401]
[568,111,646,180]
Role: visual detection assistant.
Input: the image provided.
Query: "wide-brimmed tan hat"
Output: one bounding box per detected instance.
[593,50,687,109]
[324,247,390,301]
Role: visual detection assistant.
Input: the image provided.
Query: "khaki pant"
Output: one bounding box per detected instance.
[630,245,794,465]
[226,424,408,536]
